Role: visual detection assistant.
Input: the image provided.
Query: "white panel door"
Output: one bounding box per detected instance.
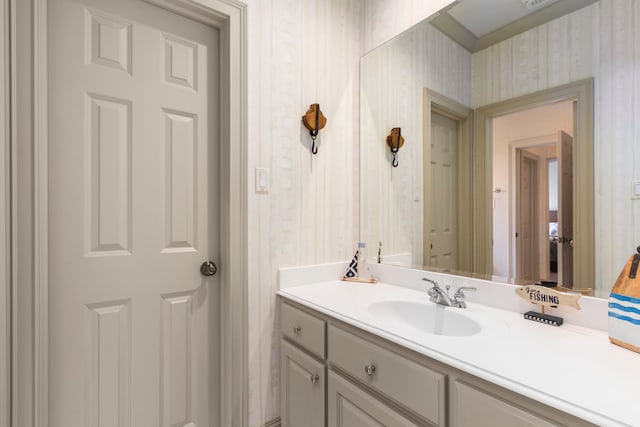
[48,0,220,426]
[427,111,458,270]
[557,130,574,287]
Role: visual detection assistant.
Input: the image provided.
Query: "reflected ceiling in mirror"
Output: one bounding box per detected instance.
[360,0,640,299]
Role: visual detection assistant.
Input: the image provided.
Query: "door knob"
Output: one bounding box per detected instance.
[200,261,217,277]
[364,364,376,376]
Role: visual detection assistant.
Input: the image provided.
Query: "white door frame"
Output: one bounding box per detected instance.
[9,0,248,426]
[1,0,11,424]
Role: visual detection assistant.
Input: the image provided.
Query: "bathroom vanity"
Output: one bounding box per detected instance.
[278,264,640,427]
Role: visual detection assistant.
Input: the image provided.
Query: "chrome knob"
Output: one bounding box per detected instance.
[310,374,320,384]
[200,261,217,277]
[293,325,302,334]
[364,364,376,377]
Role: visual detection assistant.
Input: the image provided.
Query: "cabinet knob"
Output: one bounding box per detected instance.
[364,364,376,376]
[310,373,320,384]
[293,325,302,334]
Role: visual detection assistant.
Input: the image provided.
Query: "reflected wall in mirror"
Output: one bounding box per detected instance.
[360,0,640,298]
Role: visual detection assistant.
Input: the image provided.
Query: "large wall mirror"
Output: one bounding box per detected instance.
[360,0,640,298]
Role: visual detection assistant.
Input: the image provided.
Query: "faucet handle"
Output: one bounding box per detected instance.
[423,278,440,302]
[453,286,477,308]
[422,277,438,288]
[454,286,477,298]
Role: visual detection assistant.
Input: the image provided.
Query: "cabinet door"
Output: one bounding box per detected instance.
[329,325,446,425]
[451,380,561,427]
[281,340,325,427]
[328,371,421,427]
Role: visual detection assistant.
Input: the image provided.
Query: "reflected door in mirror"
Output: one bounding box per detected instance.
[426,111,458,270]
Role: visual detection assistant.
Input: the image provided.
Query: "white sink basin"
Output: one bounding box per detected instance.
[367,300,482,337]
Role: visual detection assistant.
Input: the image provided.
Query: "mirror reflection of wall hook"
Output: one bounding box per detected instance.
[386,127,404,167]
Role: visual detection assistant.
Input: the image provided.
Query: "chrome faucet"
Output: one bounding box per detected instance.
[422,278,476,308]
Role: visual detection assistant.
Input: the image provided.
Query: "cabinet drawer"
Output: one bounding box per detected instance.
[451,380,560,427]
[281,302,326,359]
[328,370,420,427]
[329,325,446,426]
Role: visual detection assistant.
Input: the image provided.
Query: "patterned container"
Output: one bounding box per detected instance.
[609,248,640,353]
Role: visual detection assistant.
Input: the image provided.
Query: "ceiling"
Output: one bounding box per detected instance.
[431,0,599,52]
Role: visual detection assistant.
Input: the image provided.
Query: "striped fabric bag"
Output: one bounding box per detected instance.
[609,247,640,353]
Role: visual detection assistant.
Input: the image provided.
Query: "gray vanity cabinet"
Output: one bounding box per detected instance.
[280,340,325,427]
[280,302,327,427]
[328,370,421,427]
[279,299,596,427]
[450,380,560,427]
[328,325,446,426]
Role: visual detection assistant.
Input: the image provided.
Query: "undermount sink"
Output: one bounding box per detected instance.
[367,300,482,337]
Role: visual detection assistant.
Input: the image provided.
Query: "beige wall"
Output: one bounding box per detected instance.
[246,0,362,424]
[472,0,640,296]
[361,0,456,54]
[246,0,640,424]
[360,22,471,266]
[245,1,464,424]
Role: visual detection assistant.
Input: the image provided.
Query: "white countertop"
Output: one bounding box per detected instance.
[277,279,640,427]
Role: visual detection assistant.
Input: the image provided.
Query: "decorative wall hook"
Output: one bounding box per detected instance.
[302,103,327,154]
[386,127,404,167]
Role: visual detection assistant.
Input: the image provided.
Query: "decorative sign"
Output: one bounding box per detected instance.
[515,285,582,327]
[516,285,581,309]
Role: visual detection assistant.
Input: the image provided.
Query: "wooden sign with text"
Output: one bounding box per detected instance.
[515,285,581,327]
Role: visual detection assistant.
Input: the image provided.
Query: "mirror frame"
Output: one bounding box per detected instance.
[359,5,602,291]
[473,78,595,289]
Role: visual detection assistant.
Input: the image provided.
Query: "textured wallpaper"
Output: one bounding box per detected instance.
[246,0,362,424]
[360,22,471,266]
[361,0,456,54]
[245,1,462,424]
[472,0,640,296]
[247,0,640,425]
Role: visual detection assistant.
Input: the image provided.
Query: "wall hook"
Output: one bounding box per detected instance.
[386,127,404,167]
[302,103,327,154]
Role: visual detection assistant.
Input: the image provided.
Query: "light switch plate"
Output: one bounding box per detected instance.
[633,181,640,199]
[255,167,269,194]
